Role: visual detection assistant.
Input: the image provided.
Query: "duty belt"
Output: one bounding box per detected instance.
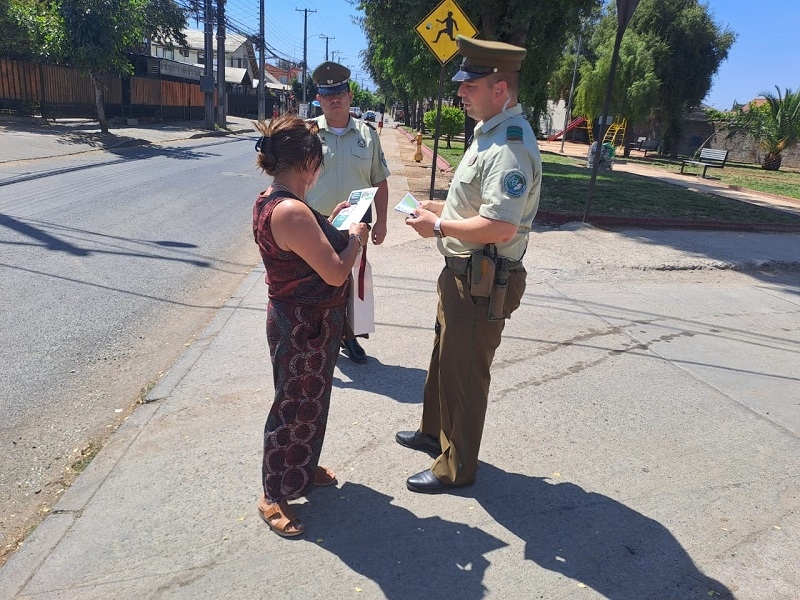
[444,255,524,274]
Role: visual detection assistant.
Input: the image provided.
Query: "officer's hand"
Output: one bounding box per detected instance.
[405,209,437,238]
[371,220,387,245]
[418,200,443,216]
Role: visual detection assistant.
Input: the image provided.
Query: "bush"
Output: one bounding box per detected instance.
[423,105,464,148]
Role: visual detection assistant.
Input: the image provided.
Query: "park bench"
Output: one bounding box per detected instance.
[629,138,660,156]
[680,148,729,178]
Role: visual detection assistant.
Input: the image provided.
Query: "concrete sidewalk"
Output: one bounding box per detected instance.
[1,123,799,599]
[0,115,254,163]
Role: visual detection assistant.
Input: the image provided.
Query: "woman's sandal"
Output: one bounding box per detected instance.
[314,465,337,487]
[257,495,304,537]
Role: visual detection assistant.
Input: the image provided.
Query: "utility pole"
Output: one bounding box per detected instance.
[296,8,316,104]
[216,0,226,128]
[319,34,334,61]
[202,0,214,129]
[258,0,265,121]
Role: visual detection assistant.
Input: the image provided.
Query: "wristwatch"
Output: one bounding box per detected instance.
[433,218,444,238]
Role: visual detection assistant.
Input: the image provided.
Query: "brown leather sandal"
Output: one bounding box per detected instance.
[257,495,304,537]
[314,465,337,487]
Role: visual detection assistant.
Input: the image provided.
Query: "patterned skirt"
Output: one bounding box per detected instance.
[262,300,345,503]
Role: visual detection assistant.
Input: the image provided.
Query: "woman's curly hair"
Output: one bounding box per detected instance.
[254,114,324,176]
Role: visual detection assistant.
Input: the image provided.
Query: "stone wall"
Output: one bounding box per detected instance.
[711,130,800,169]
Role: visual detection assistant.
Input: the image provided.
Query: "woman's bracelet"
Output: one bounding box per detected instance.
[349,233,364,249]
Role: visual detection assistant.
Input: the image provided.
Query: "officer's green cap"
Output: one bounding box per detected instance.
[312,61,351,95]
[452,36,527,82]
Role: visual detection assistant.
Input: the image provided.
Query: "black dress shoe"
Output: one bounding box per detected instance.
[395,430,441,456]
[341,338,367,364]
[406,469,452,494]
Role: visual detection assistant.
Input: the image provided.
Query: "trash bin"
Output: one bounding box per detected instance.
[587,141,614,171]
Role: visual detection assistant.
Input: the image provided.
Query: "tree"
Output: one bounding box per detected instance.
[423,105,465,148]
[568,0,734,157]
[627,0,735,156]
[59,0,186,132]
[0,0,64,60]
[351,0,599,129]
[708,87,800,171]
[573,22,660,154]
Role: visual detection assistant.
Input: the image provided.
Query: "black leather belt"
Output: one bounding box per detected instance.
[444,255,525,274]
[444,255,470,275]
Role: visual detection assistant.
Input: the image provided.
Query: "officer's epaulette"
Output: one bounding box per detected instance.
[363,121,376,131]
[506,125,523,143]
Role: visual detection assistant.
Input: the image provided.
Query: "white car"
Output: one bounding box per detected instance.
[350,107,362,119]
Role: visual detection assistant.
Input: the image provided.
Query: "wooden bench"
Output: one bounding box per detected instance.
[680,148,729,178]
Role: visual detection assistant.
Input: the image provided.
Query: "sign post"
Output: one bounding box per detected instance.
[415,0,477,199]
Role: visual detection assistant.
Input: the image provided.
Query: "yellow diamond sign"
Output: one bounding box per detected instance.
[415,0,478,65]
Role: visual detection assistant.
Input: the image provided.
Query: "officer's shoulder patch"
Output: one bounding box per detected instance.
[502,170,527,197]
[506,125,523,143]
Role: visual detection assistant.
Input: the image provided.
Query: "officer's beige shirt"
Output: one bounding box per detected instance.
[305,115,390,216]
[439,104,542,261]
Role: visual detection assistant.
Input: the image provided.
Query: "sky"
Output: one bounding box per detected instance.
[701,0,800,109]
[220,0,800,108]
[221,0,377,90]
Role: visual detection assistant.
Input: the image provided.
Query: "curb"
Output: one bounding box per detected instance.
[534,210,800,232]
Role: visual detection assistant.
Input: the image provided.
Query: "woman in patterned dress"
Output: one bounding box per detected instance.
[252,114,368,537]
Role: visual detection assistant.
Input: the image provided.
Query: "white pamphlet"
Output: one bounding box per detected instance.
[394,192,421,215]
[331,187,378,230]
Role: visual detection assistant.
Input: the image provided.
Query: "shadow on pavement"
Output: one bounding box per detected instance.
[472,463,735,599]
[306,482,506,600]
[335,357,427,404]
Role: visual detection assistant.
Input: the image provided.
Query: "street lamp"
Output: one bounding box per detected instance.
[583,0,641,221]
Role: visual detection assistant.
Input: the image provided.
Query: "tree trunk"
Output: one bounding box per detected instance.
[90,72,108,134]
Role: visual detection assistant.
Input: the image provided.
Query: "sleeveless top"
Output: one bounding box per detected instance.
[253,189,350,308]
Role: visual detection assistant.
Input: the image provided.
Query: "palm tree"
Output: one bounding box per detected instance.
[709,86,800,171]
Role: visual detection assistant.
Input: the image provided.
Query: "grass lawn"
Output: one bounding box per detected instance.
[409,128,800,225]
[539,153,800,224]
[622,154,800,200]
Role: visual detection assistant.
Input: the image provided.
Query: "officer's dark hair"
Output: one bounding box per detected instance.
[254,114,323,176]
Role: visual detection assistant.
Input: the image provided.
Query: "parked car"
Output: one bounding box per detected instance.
[363,111,376,122]
[349,107,362,119]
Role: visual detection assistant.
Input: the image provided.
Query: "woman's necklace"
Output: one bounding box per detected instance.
[271,181,303,200]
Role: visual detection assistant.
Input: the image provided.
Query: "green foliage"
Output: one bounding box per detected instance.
[0,0,65,59]
[574,28,659,128]
[61,0,184,74]
[570,0,735,155]
[627,0,735,154]
[351,0,598,118]
[707,87,800,166]
[423,105,464,148]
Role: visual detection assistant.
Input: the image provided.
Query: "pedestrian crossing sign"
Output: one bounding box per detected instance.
[415,0,478,65]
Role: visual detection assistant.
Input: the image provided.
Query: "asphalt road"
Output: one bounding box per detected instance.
[0,135,263,555]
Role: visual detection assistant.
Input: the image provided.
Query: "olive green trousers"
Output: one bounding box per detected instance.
[420,266,526,485]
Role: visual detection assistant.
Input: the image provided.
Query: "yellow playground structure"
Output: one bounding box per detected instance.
[547,116,627,149]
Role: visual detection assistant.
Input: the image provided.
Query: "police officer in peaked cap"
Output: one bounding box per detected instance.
[305,61,391,364]
[400,35,543,493]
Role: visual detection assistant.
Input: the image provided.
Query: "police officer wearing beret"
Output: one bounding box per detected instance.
[401,36,542,493]
[306,61,391,364]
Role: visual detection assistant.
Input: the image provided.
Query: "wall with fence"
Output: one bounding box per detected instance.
[0,58,213,121]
